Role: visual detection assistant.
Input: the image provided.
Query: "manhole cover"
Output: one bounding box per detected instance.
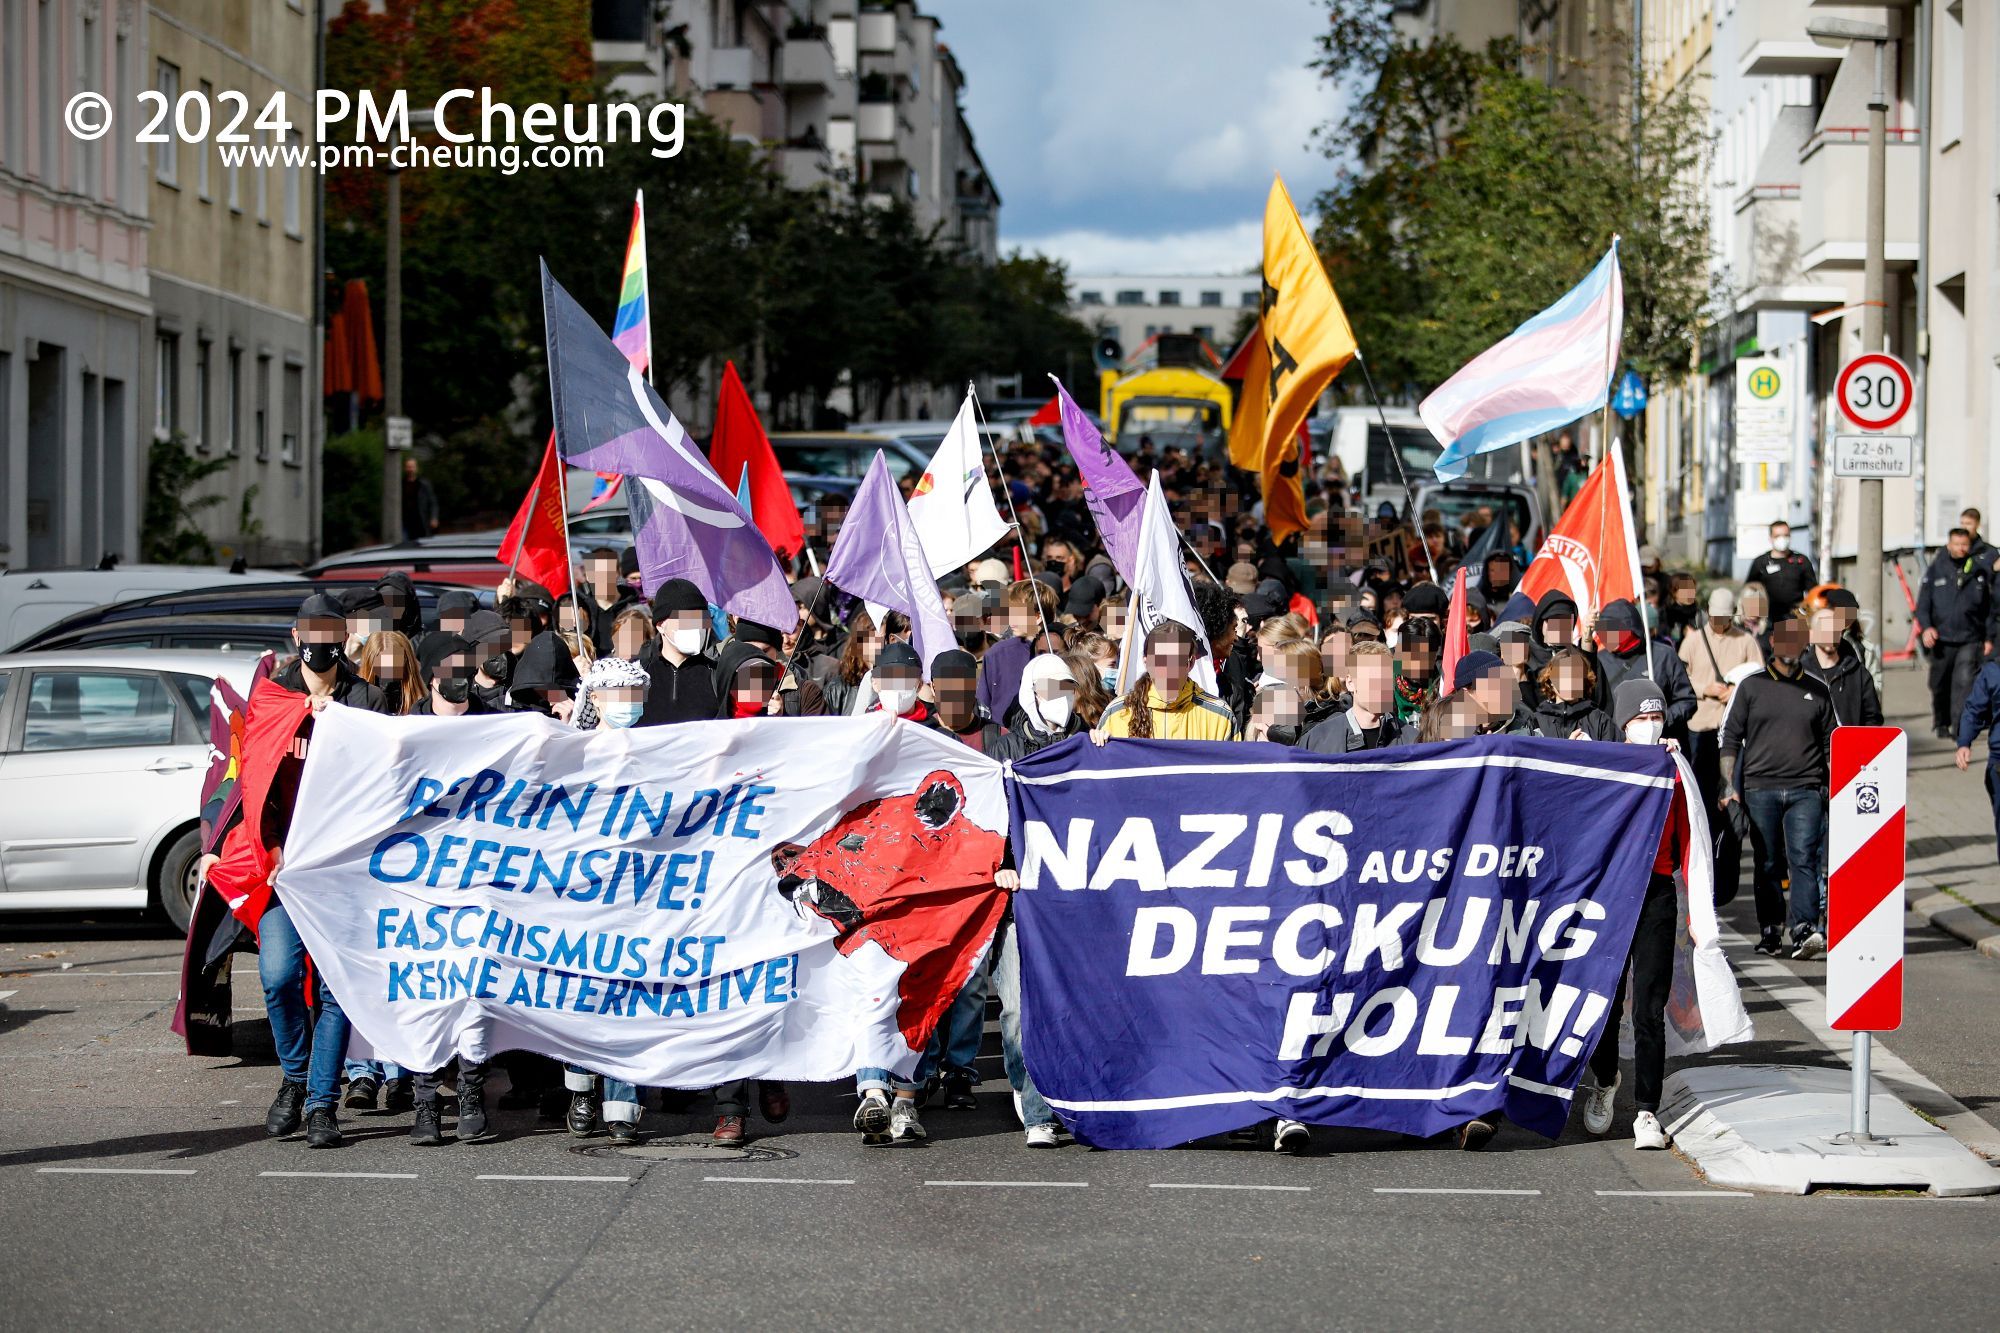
[574,1137,799,1164]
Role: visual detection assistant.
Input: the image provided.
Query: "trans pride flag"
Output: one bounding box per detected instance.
[1419,240,1623,482]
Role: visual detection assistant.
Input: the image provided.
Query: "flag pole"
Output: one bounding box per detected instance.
[969,380,1050,643]
[1353,350,1439,584]
[1596,236,1622,469]
[503,471,540,587]
[635,189,653,389]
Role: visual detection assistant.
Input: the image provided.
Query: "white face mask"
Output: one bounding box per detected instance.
[668,626,706,656]
[1038,696,1074,729]
[876,688,915,716]
[1625,718,1665,746]
[597,701,644,730]
[1771,534,1791,553]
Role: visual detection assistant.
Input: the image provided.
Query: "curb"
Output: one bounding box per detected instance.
[1910,884,2000,964]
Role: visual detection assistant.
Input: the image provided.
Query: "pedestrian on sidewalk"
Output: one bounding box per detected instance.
[1952,655,2000,865]
[1804,601,1883,728]
[1747,520,1817,623]
[1720,614,1834,960]
[1916,528,1991,740]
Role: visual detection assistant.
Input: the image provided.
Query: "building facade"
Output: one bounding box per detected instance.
[1069,275,1263,365]
[0,0,152,571]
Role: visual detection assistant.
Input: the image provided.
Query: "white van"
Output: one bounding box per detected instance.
[0,566,303,652]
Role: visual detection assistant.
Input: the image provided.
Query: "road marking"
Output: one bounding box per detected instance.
[259,1171,420,1179]
[23,970,182,977]
[474,1174,632,1183]
[1594,1189,1753,1198]
[37,1166,196,1176]
[702,1176,854,1186]
[1373,1187,1541,1196]
[218,1100,240,1106]
[1723,924,2000,1159]
[1149,1182,1312,1193]
[925,1179,1088,1188]
[0,990,17,1002]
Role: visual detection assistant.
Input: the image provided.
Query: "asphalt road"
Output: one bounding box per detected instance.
[3,900,1997,1331]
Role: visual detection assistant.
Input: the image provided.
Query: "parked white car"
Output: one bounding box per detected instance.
[0,650,266,932]
[0,565,302,652]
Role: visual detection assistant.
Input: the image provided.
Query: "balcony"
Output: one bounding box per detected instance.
[858,8,896,54]
[1797,128,1922,273]
[710,45,755,89]
[857,101,896,143]
[782,36,836,90]
[1732,185,1846,311]
[779,143,833,192]
[1736,0,1883,78]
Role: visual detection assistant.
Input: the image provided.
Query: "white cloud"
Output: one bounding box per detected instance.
[1008,219,1264,276]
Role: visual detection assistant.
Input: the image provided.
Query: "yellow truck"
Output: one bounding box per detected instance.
[1097,333,1233,456]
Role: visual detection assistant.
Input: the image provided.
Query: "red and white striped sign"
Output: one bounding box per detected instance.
[1828,727,1905,1032]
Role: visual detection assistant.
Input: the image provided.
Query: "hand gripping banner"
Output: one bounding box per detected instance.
[276,708,1006,1087]
[1005,735,1676,1149]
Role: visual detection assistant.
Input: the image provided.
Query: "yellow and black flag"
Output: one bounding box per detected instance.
[1227,175,1357,543]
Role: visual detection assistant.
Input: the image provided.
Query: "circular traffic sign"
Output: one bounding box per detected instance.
[1746,364,1782,399]
[1836,353,1913,431]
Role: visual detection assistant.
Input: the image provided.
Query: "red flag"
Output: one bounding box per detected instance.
[497,434,573,594]
[1026,394,1061,427]
[1506,450,1645,630]
[707,361,804,561]
[204,679,314,939]
[1441,567,1469,689]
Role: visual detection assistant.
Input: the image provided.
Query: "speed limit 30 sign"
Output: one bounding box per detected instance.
[1836,353,1914,432]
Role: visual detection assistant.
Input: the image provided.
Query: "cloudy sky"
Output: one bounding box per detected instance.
[926,0,1343,276]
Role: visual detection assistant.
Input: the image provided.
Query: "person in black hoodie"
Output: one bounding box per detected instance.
[373,569,426,642]
[409,634,496,716]
[506,631,580,719]
[1720,614,1834,959]
[462,609,515,712]
[1591,598,1696,741]
[931,649,1003,753]
[1804,602,1883,728]
[419,589,480,663]
[1531,647,1617,740]
[638,578,721,724]
[579,546,638,655]
[1477,551,1522,608]
[1527,589,1586,679]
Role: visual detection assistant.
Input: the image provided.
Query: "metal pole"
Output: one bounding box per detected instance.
[1854,36,1888,669]
[1852,1031,1874,1140]
[383,164,405,545]
[1912,1,1932,571]
[970,382,1049,641]
[1352,350,1439,584]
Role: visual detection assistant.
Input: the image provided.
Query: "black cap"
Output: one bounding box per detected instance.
[876,641,922,673]
[1402,582,1449,618]
[1064,574,1105,617]
[931,648,979,682]
[1821,587,1859,611]
[419,633,474,677]
[435,589,479,618]
[618,545,641,577]
[734,619,783,650]
[339,585,384,614]
[462,609,509,646]
[650,578,708,617]
[1451,649,1504,692]
[296,592,346,623]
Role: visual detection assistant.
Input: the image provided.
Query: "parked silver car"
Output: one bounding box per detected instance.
[0,650,265,933]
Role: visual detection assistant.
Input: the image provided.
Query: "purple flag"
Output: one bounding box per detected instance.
[1051,375,1145,584]
[541,262,796,632]
[822,450,956,676]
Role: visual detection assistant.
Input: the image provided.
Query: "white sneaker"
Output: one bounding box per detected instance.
[1023,1123,1059,1149]
[1581,1075,1619,1136]
[1632,1110,1668,1150]
[852,1089,890,1136]
[1273,1119,1310,1154]
[1791,931,1826,961]
[890,1098,926,1142]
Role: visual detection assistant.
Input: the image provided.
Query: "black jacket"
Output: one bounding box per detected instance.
[1719,666,1835,794]
[990,714,1083,763]
[507,632,580,712]
[1745,549,1818,621]
[1802,641,1883,728]
[1593,600,1697,734]
[1532,694,1617,741]
[638,639,721,724]
[271,656,392,714]
[1527,589,1587,678]
[1916,550,1991,645]
[1299,710,1413,754]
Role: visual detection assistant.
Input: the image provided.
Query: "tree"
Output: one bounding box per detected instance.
[142,436,230,564]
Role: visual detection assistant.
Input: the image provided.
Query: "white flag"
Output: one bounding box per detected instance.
[906,394,1011,580]
[1118,471,1217,695]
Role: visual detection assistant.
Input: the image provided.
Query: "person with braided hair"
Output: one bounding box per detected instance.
[1093,620,1240,741]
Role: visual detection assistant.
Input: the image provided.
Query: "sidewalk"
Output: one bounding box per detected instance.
[1890,663,2000,961]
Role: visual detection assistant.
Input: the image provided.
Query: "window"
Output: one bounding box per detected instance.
[1240,290,1260,308]
[193,339,211,451]
[154,60,179,186]
[282,362,302,464]
[197,79,212,199]
[79,8,100,197]
[39,0,60,187]
[224,346,242,454]
[1078,290,1103,305]
[153,332,178,440]
[283,132,301,236]
[1156,290,1181,307]
[1200,290,1223,307]
[1115,289,1145,306]
[255,136,269,223]
[254,353,270,459]
[1192,325,1214,342]
[23,672,179,752]
[227,147,241,212]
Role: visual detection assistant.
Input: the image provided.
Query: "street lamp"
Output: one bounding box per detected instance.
[382,106,435,545]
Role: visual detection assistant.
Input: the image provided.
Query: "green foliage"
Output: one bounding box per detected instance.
[141,435,228,564]
[1311,2,1709,394]
[322,428,385,554]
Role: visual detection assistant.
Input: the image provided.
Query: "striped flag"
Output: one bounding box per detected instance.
[1420,240,1623,482]
[583,191,653,512]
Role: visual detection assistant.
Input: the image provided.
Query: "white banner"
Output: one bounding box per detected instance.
[276,708,1007,1086]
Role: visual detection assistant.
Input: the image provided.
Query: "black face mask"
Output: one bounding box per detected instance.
[1265,724,1300,746]
[300,642,341,673]
[480,653,512,685]
[436,677,472,705]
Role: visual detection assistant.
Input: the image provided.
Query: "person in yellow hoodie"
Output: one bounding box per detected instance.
[1096,620,1239,741]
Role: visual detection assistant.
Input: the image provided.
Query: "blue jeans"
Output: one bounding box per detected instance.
[343,1059,405,1082]
[563,1064,641,1125]
[994,918,1055,1129]
[923,966,988,1083]
[1743,787,1826,939]
[258,903,351,1113]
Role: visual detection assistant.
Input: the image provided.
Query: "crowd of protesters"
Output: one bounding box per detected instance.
[200,429,1911,1166]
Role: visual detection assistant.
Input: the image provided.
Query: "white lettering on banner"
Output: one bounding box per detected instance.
[273,708,1007,1088]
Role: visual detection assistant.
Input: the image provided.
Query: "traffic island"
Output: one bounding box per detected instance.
[1663,1064,2000,1197]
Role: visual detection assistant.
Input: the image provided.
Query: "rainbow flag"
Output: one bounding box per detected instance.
[610,191,650,371]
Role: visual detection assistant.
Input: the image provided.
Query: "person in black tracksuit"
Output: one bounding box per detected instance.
[1720,616,1835,959]
[1916,528,1991,739]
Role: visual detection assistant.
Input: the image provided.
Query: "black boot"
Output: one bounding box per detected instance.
[305,1106,343,1149]
[456,1082,495,1143]
[382,1076,415,1113]
[567,1089,602,1138]
[343,1075,380,1111]
[945,1074,977,1111]
[409,1099,444,1146]
[265,1080,306,1137]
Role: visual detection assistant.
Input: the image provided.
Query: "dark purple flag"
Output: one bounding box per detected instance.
[1052,376,1145,583]
[823,451,957,676]
[541,261,796,631]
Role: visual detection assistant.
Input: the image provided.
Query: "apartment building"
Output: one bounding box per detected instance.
[1070,276,1263,364]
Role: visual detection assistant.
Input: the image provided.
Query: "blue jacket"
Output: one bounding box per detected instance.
[1955,660,2000,753]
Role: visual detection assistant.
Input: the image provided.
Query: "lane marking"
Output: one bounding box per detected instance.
[218,1100,240,1106]
[1594,1189,1753,1198]
[702,1176,854,1185]
[1373,1187,1541,1196]
[37,1166,196,1176]
[1722,924,2000,1158]
[925,1179,1087,1188]
[259,1171,420,1179]
[18,970,182,978]
[474,1174,631,1183]
[0,990,17,1002]
[1149,1182,1312,1193]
